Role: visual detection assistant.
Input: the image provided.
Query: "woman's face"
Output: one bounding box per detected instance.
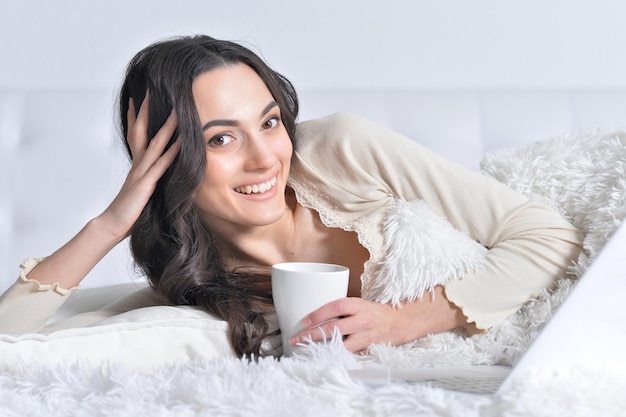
[192,63,293,235]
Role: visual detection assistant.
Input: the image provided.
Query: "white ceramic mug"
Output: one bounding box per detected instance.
[271,262,349,356]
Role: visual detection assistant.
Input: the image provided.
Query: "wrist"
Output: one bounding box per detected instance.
[88,214,129,248]
[398,285,470,342]
[434,285,469,330]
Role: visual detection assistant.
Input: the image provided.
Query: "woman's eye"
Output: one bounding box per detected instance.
[208,134,235,147]
[262,116,280,130]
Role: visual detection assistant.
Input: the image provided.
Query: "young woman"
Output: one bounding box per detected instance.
[0,35,583,357]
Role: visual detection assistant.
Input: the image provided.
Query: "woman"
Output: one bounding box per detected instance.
[0,35,583,357]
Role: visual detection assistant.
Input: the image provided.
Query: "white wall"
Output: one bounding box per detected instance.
[1,0,626,91]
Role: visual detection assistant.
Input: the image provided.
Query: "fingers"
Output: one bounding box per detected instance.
[288,298,363,346]
[129,108,179,181]
[127,94,150,160]
[143,109,178,158]
[126,93,179,166]
[114,107,180,214]
[288,298,399,354]
[289,314,372,353]
[145,136,181,181]
[127,96,136,132]
[301,298,357,329]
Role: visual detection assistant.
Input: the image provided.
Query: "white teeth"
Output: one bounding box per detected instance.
[235,177,277,195]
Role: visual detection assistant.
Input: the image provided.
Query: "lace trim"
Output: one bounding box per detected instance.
[288,173,381,294]
[18,258,79,296]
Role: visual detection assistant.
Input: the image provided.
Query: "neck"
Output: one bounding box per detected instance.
[217,195,299,270]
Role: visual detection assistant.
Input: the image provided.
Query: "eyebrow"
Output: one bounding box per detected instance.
[201,101,279,132]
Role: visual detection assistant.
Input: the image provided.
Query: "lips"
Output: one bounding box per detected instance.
[234,176,278,195]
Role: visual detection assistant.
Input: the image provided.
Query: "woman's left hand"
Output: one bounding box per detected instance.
[288,285,470,354]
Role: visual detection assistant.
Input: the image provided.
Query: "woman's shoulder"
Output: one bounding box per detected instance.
[293,113,370,172]
[295,112,372,144]
[294,112,389,158]
[294,112,423,164]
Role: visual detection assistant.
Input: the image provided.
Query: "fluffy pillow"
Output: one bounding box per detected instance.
[0,284,234,371]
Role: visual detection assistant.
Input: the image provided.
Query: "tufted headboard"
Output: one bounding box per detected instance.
[2,88,626,292]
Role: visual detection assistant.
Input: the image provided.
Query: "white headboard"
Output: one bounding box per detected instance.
[2,88,626,292]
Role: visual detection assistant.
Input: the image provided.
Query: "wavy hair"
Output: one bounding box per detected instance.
[117,35,299,357]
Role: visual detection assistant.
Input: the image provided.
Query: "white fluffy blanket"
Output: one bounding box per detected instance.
[1,129,626,416]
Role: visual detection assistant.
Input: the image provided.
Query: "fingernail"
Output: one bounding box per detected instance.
[302,318,312,328]
[289,337,299,346]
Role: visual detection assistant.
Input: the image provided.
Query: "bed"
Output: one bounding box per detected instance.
[1,88,625,416]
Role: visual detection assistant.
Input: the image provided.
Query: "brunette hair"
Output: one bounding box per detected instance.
[117,35,299,357]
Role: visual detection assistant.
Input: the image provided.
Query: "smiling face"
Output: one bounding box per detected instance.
[192,63,293,237]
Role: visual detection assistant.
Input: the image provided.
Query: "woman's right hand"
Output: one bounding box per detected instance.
[23,96,181,290]
[99,96,181,241]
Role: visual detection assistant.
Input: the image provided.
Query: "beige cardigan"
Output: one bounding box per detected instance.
[0,113,583,335]
[290,113,582,328]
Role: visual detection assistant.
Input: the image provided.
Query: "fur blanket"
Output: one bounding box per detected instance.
[1,129,625,416]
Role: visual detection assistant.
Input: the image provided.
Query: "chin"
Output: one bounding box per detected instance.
[248,211,286,227]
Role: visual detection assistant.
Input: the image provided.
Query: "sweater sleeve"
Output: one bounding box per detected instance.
[0,258,77,335]
[295,113,583,329]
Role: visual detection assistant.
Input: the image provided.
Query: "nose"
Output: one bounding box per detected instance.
[244,134,276,171]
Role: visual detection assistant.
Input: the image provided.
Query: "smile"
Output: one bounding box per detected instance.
[234,176,278,195]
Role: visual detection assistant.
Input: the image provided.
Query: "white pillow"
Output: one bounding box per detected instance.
[0,285,235,371]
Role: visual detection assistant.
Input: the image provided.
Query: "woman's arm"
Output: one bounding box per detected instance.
[26,98,180,289]
[0,98,180,334]
[290,113,583,351]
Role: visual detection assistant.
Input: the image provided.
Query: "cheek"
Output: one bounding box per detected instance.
[277,140,293,178]
[279,135,294,162]
[192,159,238,213]
[203,155,239,184]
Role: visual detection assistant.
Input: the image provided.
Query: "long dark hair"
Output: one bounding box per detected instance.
[117,35,299,357]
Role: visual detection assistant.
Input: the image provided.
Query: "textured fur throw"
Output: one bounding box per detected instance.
[369,199,487,306]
